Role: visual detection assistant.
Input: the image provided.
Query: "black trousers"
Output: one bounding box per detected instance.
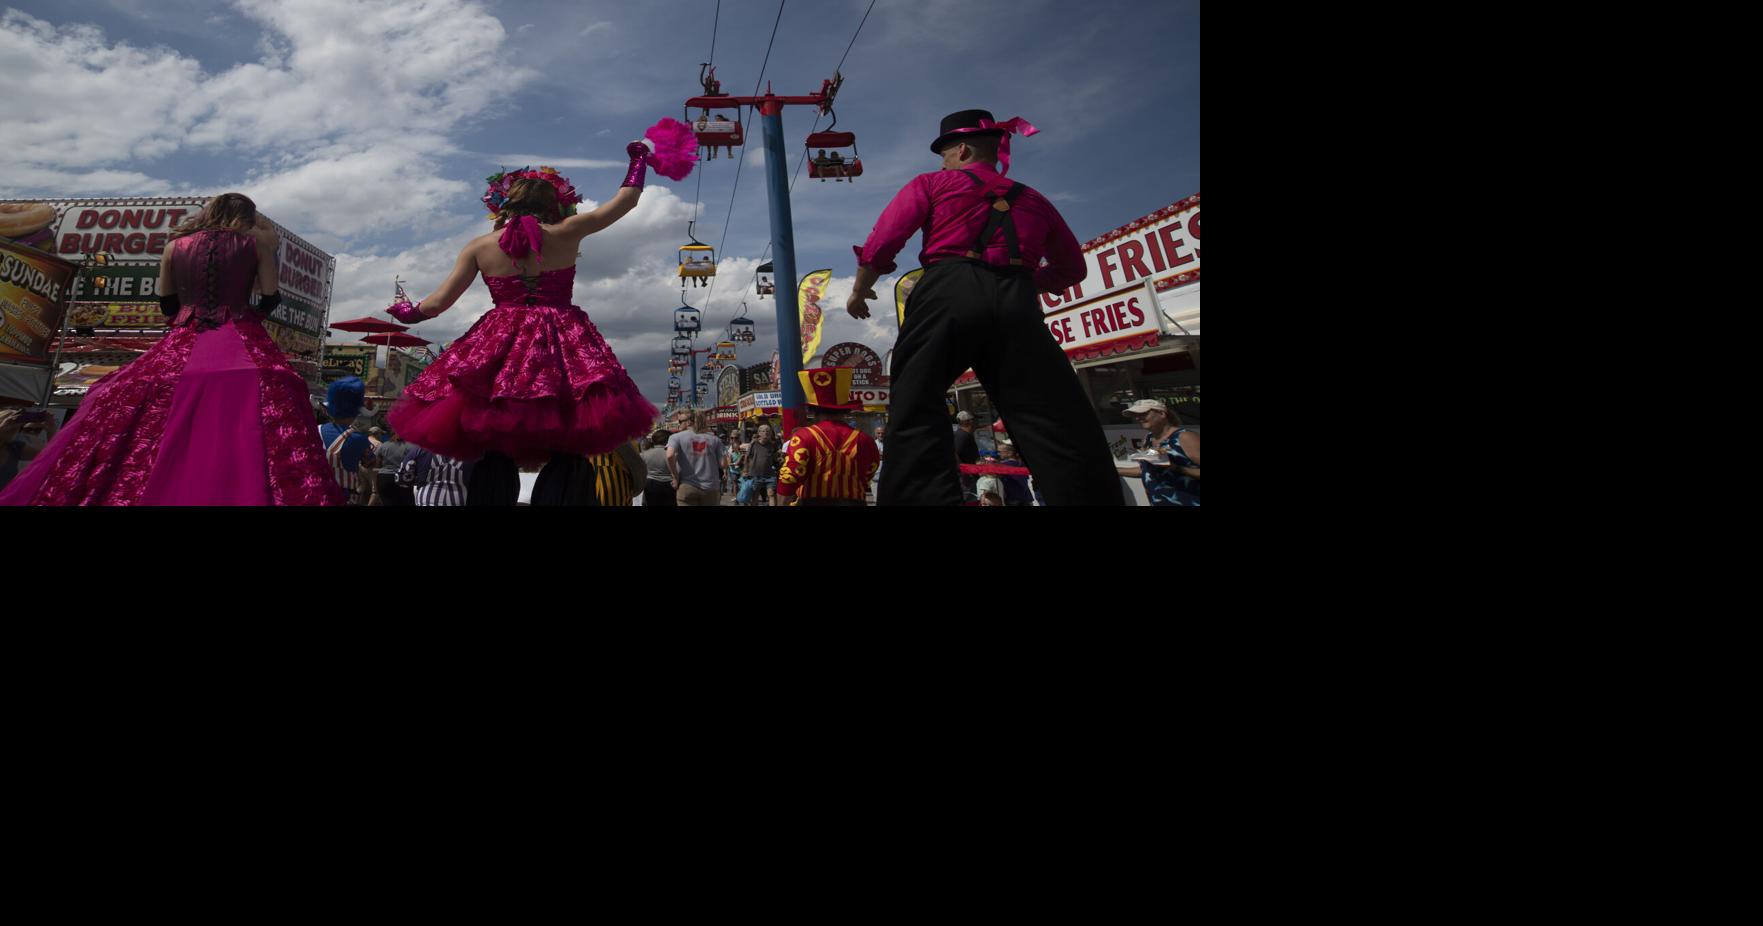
[644,480,678,507]
[467,452,521,506]
[467,451,606,506]
[877,260,1123,506]
[376,474,415,507]
[530,452,601,506]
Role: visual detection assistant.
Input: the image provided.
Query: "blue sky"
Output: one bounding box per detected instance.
[0,0,1199,405]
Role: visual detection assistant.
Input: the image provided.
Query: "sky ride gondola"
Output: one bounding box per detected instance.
[674,305,702,336]
[688,67,744,161]
[806,131,863,182]
[679,243,717,287]
[730,312,756,344]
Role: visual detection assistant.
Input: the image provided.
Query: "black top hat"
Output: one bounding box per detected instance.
[931,110,1005,154]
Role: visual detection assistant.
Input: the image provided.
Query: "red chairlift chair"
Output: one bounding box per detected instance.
[806,131,862,182]
[686,90,744,161]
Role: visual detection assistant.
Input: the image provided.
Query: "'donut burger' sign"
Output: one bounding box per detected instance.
[0,198,335,361]
[53,203,199,258]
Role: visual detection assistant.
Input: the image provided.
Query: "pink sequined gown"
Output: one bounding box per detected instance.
[0,229,343,506]
[389,257,657,468]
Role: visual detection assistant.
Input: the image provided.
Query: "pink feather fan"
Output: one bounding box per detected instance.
[643,118,700,181]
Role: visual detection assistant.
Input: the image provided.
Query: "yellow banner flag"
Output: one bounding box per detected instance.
[895,267,924,328]
[798,268,832,365]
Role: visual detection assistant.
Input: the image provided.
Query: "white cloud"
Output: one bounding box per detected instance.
[0,164,181,197]
[328,222,483,336]
[191,0,523,150]
[0,10,204,174]
[486,156,625,170]
[0,2,531,231]
[243,142,474,239]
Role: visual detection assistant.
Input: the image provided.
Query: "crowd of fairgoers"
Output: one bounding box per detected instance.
[166,397,1190,508]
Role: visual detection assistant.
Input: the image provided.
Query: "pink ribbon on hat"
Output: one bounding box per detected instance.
[498,214,543,264]
[946,116,1039,175]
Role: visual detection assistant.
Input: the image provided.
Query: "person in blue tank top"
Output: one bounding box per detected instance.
[1115,399,1200,506]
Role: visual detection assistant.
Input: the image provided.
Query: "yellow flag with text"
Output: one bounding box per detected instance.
[798,268,832,365]
[895,267,924,328]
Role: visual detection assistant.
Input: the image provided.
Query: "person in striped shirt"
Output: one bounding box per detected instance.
[319,377,375,505]
[398,448,472,506]
[585,442,645,506]
[776,367,881,508]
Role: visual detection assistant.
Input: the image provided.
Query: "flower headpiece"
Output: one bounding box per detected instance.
[483,166,581,221]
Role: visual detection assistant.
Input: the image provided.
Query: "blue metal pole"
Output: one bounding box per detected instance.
[690,345,698,410]
[759,100,806,437]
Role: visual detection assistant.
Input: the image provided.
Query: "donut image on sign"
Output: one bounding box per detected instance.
[0,202,58,249]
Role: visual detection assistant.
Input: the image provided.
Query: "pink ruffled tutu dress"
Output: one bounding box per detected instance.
[389,263,657,468]
[0,229,344,506]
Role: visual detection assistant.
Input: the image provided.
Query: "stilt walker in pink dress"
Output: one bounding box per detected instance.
[385,124,698,505]
[0,193,344,506]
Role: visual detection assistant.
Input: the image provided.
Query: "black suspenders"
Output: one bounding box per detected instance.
[957,170,1027,266]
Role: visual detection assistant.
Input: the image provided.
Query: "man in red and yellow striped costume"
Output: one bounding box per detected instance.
[777,367,881,507]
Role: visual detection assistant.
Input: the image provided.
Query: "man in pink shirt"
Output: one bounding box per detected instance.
[847,110,1121,506]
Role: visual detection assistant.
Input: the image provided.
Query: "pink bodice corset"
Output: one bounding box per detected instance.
[168,229,263,330]
[484,266,577,306]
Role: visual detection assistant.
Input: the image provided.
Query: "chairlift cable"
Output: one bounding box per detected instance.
[708,0,721,67]
[702,0,877,344]
[701,0,785,323]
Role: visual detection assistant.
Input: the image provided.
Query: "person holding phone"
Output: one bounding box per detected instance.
[0,408,57,494]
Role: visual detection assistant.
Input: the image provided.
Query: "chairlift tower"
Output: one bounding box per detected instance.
[684,73,845,437]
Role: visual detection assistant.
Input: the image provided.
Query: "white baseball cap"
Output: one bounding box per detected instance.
[955,411,977,422]
[1123,399,1168,417]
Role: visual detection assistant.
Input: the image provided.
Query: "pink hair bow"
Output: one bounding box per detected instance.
[498,214,543,264]
[949,116,1039,175]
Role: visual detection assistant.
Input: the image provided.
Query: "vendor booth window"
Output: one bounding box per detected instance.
[954,387,997,454]
[956,387,995,425]
[1082,354,1200,426]
[1083,363,1139,424]
[1136,353,1201,427]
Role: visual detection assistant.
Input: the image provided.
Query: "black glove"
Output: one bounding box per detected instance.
[255,292,282,317]
[158,294,181,318]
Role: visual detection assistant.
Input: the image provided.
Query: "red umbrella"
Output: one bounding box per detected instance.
[360,332,431,347]
[329,316,409,333]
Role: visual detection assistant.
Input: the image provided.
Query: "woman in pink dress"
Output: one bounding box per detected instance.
[385,148,664,505]
[1,193,343,506]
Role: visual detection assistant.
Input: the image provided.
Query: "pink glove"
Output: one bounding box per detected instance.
[387,300,427,324]
[623,139,653,190]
